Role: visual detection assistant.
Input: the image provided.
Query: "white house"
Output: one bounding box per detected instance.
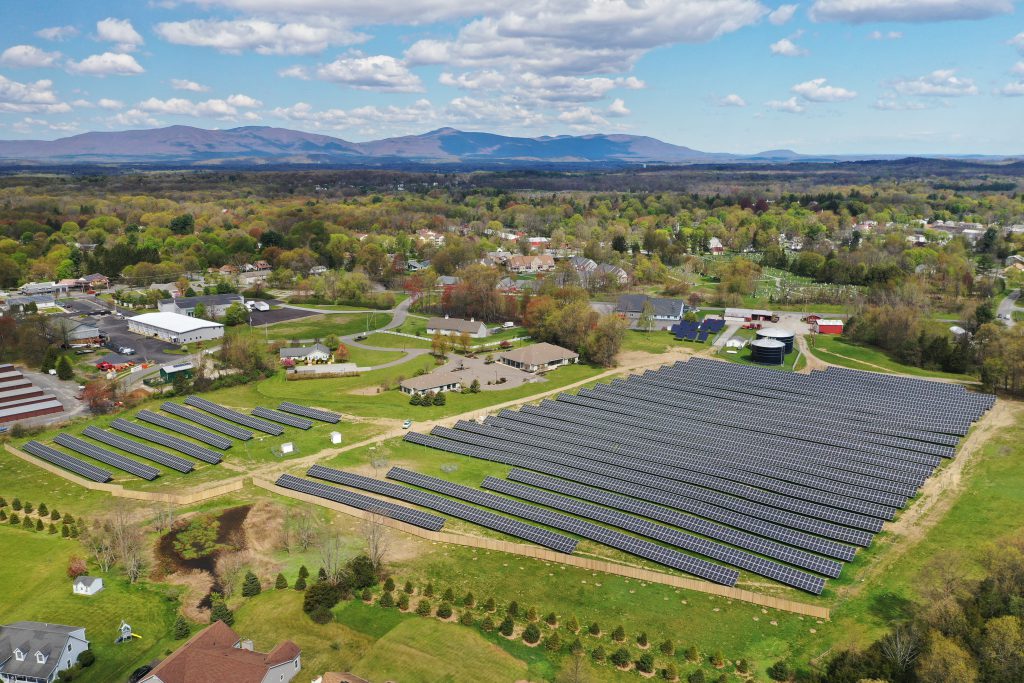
[708,237,725,254]
[279,343,332,364]
[425,317,489,339]
[72,576,103,596]
[0,622,90,683]
[127,312,224,344]
[399,370,463,396]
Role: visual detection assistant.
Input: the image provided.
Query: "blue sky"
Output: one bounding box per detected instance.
[1,0,1022,154]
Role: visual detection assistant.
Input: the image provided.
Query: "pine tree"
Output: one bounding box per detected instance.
[47,522,57,534]
[484,596,496,612]
[566,614,579,633]
[23,516,33,529]
[660,639,675,656]
[409,393,421,406]
[50,509,60,521]
[415,600,431,616]
[9,513,19,525]
[570,638,584,656]
[241,571,262,597]
[463,591,474,607]
[317,567,327,582]
[403,580,414,594]
[436,602,452,619]
[173,616,190,639]
[37,503,47,517]
[210,601,234,627]
[545,611,557,626]
[662,663,679,681]
[11,498,20,511]
[522,623,541,644]
[459,610,474,626]
[0,497,6,507]
[589,622,600,636]
[379,591,394,608]
[685,645,699,662]
[35,519,43,531]
[443,587,455,603]
[544,631,562,652]
[612,624,626,642]
[610,647,630,668]
[592,646,606,663]
[506,600,519,617]
[710,651,724,668]
[383,577,395,592]
[481,616,495,632]
[638,631,649,648]
[275,573,288,589]
[56,355,74,380]
[637,652,655,674]
[397,593,409,610]
[70,526,79,538]
[433,391,446,406]
[298,565,309,579]
[61,524,69,538]
[23,501,33,514]
[499,616,514,636]
[293,575,307,591]
[361,588,372,602]
[0,510,6,522]
[423,582,434,597]
[736,659,749,674]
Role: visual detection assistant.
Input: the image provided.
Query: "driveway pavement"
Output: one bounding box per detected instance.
[433,355,543,391]
[997,289,1020,327]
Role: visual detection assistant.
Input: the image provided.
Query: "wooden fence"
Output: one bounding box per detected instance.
[254,477,831,620]
[4,443,244,505]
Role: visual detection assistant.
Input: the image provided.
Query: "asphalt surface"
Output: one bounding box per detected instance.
[249,306,317,325]
[997,289,1021,327]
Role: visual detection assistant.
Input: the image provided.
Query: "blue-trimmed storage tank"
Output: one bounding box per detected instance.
[756,327,795,354]
[750,338,786,365]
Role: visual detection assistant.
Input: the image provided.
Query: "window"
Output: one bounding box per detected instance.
[35,652,45,664]
[13,648,23,661]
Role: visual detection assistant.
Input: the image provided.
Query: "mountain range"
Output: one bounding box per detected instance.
[0,125,1012,166]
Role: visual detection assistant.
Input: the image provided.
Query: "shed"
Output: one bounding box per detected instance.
[72,576,104,596]
[159,362,194,383]
[814,319,844,335]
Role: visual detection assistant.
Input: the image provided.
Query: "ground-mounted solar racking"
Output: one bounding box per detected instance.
[82,426,193,473]
[136,410,234,450]
[22,440,112,483]
[110,418,222,464]
[161,402,253,440]
[252,407,314,430]
[184,396,284,435]
[307,464,578,553]
[275,474,445,531]
[53,434,160,480]
[278,402,341,423]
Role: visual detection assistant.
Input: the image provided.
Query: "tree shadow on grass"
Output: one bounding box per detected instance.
[868,591,916,622]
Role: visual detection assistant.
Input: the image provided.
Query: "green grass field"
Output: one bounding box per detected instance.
[243,313,393,341]
[359,332,434,349]
[0,525,179,683]
[809,335,976,382]
[344,347,406,367]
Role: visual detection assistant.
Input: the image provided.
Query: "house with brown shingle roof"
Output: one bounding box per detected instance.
[498,342,578,373]
[139,621,300,683]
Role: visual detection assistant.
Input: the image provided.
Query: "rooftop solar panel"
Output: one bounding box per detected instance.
[184,395,284,435]
[53,433,160,480]
[22,440,112,483]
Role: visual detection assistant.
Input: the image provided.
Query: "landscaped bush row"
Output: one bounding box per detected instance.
[0,497,81,537]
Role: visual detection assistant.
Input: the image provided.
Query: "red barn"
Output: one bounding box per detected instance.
[815,319,844,335]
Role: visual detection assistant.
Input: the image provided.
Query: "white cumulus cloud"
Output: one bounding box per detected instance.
[227,93,262,108]
[995,82,1024,97]
[36,25,78,41]
[810,0,1012,23]
[0,45,62,68]
[312,54,423,92]
[66,52,144,76]
[891,70,977,96]
[792,77,857,101]
[769,4,799,24]
[607,98,630,116]
[96,18,144,52]
[171,78,209,92]
[1012,32,1024,54]
[1013,62,1024,76]
[766,96,805,113]
[97,98,124,109]
[155,18,365,55]
[0,75,66,113]
[112,109,159,127]
[138,96,244,118]
[718,93,748,107]
[770,37,806,56]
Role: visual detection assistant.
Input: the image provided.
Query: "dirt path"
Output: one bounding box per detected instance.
[794,335,829,374]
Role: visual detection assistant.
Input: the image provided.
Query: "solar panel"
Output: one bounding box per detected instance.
[137,410,234,449]
[110,419,222,464]
[22,440,112,483]
[53,433,160,480]
[276,474,445,531]
[82,426,193,473]
[278,402,341,423]
[184,396,284,435]
[307,465,578,554]
[161,402,254,440]
[252,407,314,430]
[384,467,739,586]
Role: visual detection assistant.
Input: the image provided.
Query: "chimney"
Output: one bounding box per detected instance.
[444,314,449,319]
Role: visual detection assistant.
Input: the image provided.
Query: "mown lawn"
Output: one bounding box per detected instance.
[359,332,433,349]
[808,335,976,382]
[0,525,180,683]
[242,313,393,341]
[344,347,406,367]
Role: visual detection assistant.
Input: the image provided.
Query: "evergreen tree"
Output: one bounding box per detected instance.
[61,524,69,538]
[50,509,60,521]
[275,573,288,589]
[210,601,234,627]
[612,625,626,642]
[660,639,675,656]
[415,599,431,616]
[736,659,749,674]
[710,651,724,668]
[443,587,455,603]
[361,588,372,602]
[685,645,700,662]
[592,645,607,663]
[397,593,409,610]
[570,638,584,656]
[544,631,562,652]
[11,498,20,511]
[37,503,47,517]
[638,631,649,647]
[378,591,394,608]
[481,616,495,632]
[403,580,414,594]
[241,571,262,597]
[459,610,474,626]
[9,513,19,525]
[589,622,601,636]
[317,567,327,582]
[610,647,631,667]
[462,591,474,607]
[565,615,579,633]
[469,379,480,393]
[545,611,557,626]
[35,518,43,531]
[0,510,6,522]
[383,577,395,592]
[409,393,421,406]
[23,516,33,529]
[662,663,679,681]
[506,601,519,617]
[484,597,496,612]
[499,616,515,636]
[0,496,5,507]
[637,652,655,674]
[523,623,541,644]
[687,670,706,683]
[56,355,74,380]
[293,575,307,591]
[70,526,79,538]
[173,616,190,639]
[436,602,453,619]
[423,582,434,597]
[298,565,309,579]
[23,501,32,514]
[433,391,446,406]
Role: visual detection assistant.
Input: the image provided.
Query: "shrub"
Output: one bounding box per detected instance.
[409,393,421,406]
[637,652,655,673]
[592,646,606,663]
[545,611,557,626]
[565,615,579,633]
[610,647,631,668]
[527,606,538,622]
[61,524,69,538]
[35,518,44,531]
[660,639,675,656]
[23,501,32,514]
[481,616,495,632]
[736,659,749,674]
[710,651,724,668]
[499,616,514,636]
[11,498,20,511]
[638,631,649,647]
[76,650,94,668]
[173,616,190,639]
[767,661,792,681]
[0,510,5,522]
[48,523,57,534]
[423,582,434,597]
[298,565,309,579]
[484,597,496,612]
[361,588,372,602]
[459,610,474,626]
[294,575,307,591]
[544,631,562,652]
[51,509,60,520]
[685,645,700,662]
[10,512,21,525]
[275,573,288,589]
[662,663,679,681]
[310,606,333,624]
[56,355,74,380]
[589,622,600,636]
[66,556,87,579]
[383,577,395,592]
[404,580,414,594]
[436,602,453,619]
[23,516,33,529]
[463,591,474,607]
[687,670,706,683]
[397,593,409,610]
[443,587,455,602]
[37,503,47,517]
[523,623,541,644]
[379,591,394,608]
[241,571,262,597]
[433,392,446,405]
[506,601,519,617]
[415,600,432,616]
[612,625,626,642]
[303,581,341,615]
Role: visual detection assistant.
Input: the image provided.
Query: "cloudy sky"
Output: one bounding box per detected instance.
[1,0,1022,153]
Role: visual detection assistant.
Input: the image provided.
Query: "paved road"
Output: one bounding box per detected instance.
[339,296,431,369]
[997,289,1021,327]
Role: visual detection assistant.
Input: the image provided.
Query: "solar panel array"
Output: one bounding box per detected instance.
[307,464,579,554]
[276,474,445,531]
[23,440,112,483]
[111,418,222,464]
[252,407,314,430]
[279,402,341,423]
[161,402,253,440]
[398,358,994,592]
[670,318,724,342]
[136,410,234,450]
[184,396,284,435]
[82,427,193,473]
[53,434,160,480]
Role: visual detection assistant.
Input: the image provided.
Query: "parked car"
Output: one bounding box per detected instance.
[119,346,136,355]
[402,419,413,429]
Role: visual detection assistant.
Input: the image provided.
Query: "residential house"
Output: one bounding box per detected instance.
[906,234,928,247]
[72,577,103,596]
[139,621,300,683]
[81,274,110,290]
[507,254,555,274]
[425,316,488,338]
[406,259,430,272]
[218,264,239,276]
[496,277,541,296]
[399,370,463,396]
[592,263,629,287]
[614,295,690,330]
[415,229,445,246]
[708,237,725,254]
[568,256,597,275]
[279,343,332,364]
[1004,255,1024,267]
[19,282,68,297]
[309,265,328,276]
[252,260,271,271]
[498,343,578,373]
[434,275,462,292]
[0,621,90,683]
[158,294,244,318]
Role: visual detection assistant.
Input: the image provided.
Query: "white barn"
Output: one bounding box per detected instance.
[127,312,224,344]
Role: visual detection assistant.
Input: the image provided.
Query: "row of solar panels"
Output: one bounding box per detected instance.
[18,400,339,481]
